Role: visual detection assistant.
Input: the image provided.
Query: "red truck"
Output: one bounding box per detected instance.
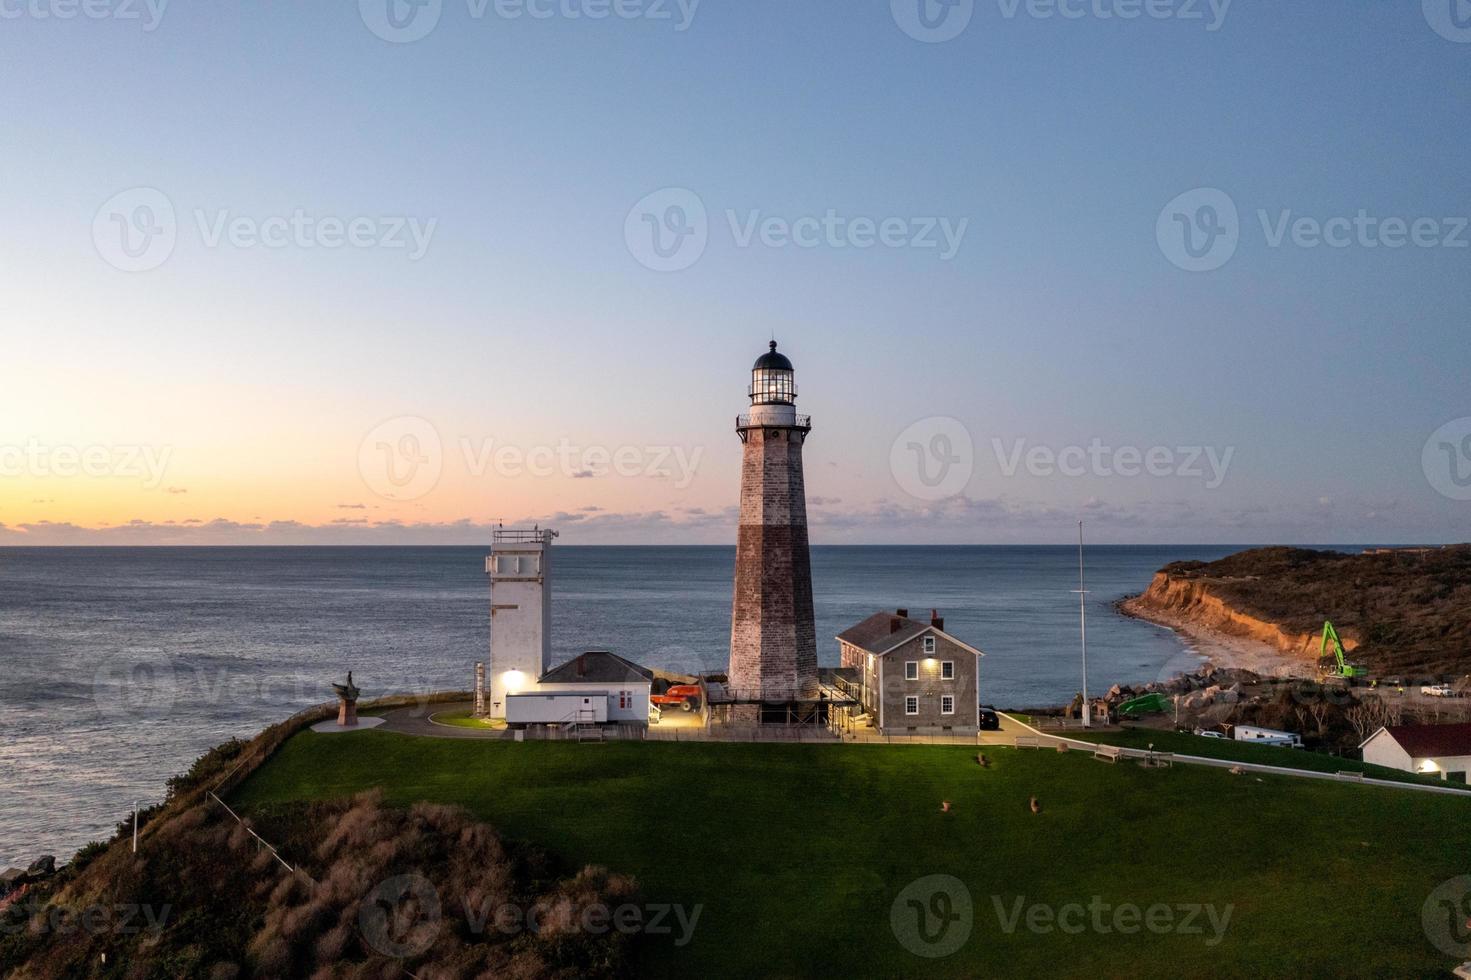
[650,684,702,712]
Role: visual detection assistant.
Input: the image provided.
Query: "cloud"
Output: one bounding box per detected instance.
[165,487,188,494]
[1,492,1457,546]
[337,503,367,510]
[571,470,597,479]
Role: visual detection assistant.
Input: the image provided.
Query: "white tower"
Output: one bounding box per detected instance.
[486,527,556,718]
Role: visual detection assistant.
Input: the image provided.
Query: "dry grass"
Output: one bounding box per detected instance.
[2,749,636,979]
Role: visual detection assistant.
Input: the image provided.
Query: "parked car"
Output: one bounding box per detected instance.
[650,683,702,712]
[1421,684,1455,698]
[979,705,1000,731]
[1193,728,1227,739]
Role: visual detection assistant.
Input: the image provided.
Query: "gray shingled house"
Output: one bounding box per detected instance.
[835,609,983,734]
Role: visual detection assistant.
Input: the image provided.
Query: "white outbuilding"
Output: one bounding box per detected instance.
[502,651,654,727]
[1360,723,1471,782]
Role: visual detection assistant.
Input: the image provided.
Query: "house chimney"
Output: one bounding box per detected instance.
[931,609,944,631]
[896,608,909,619]
[576,655,587,677]
[890,617,902,634]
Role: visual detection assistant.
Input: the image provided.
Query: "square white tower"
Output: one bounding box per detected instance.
[486,527,556,718]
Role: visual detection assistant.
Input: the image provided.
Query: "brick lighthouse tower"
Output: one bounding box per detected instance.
[729,341,819,702]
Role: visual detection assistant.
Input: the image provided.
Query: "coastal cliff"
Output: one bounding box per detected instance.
[1123,568,1354,663]
[1122,545,1471,675]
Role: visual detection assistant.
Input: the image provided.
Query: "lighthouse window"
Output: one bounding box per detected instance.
[751,368,795,403]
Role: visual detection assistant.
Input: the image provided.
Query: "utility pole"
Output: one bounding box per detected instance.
[132,802,138,853]
[1074,521,1091,728]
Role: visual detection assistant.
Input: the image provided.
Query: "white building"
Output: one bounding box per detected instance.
[504,651,654,726]
[1360,723,1471,782]
[486,527,556,719]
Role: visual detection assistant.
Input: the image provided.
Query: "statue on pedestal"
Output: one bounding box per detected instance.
[332,672,361,727]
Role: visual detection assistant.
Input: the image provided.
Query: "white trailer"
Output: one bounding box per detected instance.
[504,692,608,727]
[1233,724,1302,748]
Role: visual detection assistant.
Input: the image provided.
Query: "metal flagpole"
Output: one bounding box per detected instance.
[1074,521,1091,728]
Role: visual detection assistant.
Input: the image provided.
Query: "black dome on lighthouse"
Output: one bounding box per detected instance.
[753,341,793,372]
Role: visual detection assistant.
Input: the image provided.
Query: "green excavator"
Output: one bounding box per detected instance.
[1320,620,1369,681]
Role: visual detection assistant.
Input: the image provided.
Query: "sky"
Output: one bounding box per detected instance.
[1,0,1469,545]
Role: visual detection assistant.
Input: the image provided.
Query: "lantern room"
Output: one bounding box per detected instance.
[749,341,797,405]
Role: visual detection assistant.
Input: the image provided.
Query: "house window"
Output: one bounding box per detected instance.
[923,636,936,655]
[618,691,632,710]
[905,696,919,715]
[941,695,955,715]
[941,661,955,680]
[904,661,918,681]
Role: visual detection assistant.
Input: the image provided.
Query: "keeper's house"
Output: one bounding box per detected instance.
[1360,722,1471,782]
[835,609,983,734]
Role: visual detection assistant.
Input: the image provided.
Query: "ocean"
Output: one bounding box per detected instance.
[1,543,1250,866]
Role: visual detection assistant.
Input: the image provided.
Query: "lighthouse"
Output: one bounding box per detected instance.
[728,342,819,703]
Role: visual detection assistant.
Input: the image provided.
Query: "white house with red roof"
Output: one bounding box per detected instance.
[1360,723,1471,782]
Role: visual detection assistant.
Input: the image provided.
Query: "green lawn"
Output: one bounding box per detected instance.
[231,731,1470,978]
[1070,728,1469,790]
[427,708,504,730]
